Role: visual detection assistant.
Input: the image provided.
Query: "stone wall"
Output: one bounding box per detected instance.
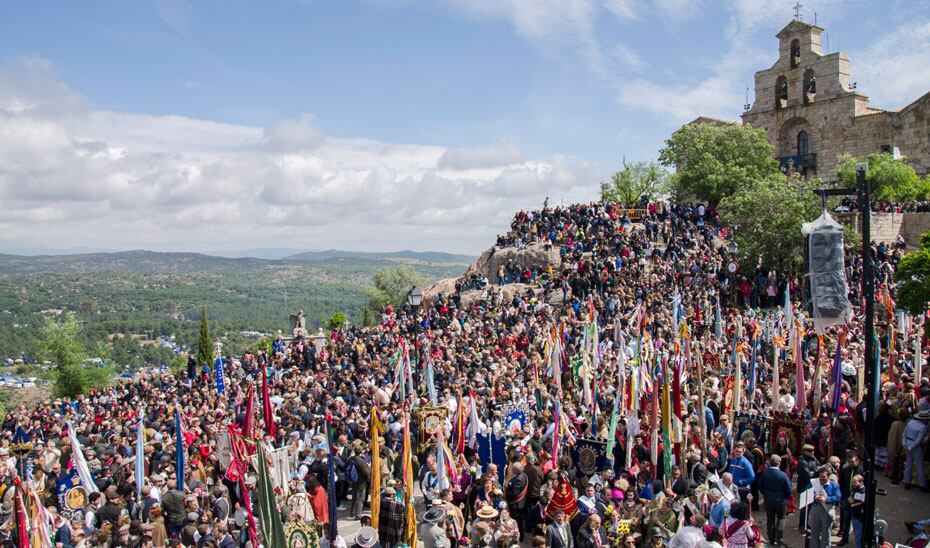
[740,19,930,178]
[835,211,930,248]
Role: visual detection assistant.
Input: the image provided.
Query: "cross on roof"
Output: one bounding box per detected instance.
[793,1,803,20]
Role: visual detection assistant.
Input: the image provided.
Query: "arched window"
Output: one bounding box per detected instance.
[803,69,816,104]
[776,75,788,109]
[797,131,810,157]
[790,39,801,67]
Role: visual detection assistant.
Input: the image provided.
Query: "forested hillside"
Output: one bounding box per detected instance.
[0,251,468,360]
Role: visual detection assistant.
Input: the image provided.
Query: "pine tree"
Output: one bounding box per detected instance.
[196,305,213,367]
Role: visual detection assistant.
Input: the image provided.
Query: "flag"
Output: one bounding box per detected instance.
[551,402,562,471]
[437,433,459,488]
[830,334,845,411]
[242,385,257,456]
[545,474,579,520]
[175,410,185,491]
[795,324,806,413]
[227,426,259,547]
[135,412,145,499]
[370,407,384,529]
[14,480,29,548]
[214,356,226,394]
[261,365,277,440]
[466,391,487,450]
[748,336,758,398]
[325,413,338,542]
[714,296,723,341]
[452,394,466,455]
[66,422,99,493]
[402,415,418,548]
[256,442,287,548]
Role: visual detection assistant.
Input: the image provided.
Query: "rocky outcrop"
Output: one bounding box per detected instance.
[466,242,562,280]
[422,277,458,303]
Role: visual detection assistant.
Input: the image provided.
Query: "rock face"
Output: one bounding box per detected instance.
[422,242,562,306]
[466,242,562,280]
[422,277,458,303]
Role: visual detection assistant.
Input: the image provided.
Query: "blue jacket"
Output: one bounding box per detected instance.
[758,466,793,506]
[820,480,841,506]
[709,499,730,527]
[728,455,755,488]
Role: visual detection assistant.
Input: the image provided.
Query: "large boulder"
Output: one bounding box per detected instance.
[423,277,458,304]
[466,242,561,280]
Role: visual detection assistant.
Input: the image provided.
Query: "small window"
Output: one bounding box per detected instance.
[797,131,810,156]
[776,76,788,109]
[791,39,801,67]
[881,145,892,154]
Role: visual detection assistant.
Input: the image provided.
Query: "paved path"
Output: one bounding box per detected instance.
[333,473,930,546]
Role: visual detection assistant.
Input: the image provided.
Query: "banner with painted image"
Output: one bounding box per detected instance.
[570,437,609,477]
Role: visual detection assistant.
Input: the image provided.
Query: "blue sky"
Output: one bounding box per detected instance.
[1,0,929,254]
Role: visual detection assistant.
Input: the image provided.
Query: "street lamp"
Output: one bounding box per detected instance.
[727,240,739,255]
[406,286,423,308]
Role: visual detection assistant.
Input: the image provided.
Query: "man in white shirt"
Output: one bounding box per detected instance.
[577,483,598,518]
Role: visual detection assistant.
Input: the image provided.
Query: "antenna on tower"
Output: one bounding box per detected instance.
[814,11,817,25]
[793,1,803,21]
[744,84,751,111]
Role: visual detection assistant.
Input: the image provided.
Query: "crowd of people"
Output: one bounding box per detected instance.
[1,199,928,548]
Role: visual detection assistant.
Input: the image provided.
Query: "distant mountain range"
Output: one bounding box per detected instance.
[0,249,474,277]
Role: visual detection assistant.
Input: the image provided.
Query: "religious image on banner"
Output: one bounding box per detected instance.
[417,405,448,449]
[768,411,806,456]
[733,412,767,446]
[502,402,529,437]
[702,351,720,372]
[569,438,609,477]
[722,376,735,414]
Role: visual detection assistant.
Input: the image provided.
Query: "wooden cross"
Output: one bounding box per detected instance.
[794,1,803,20]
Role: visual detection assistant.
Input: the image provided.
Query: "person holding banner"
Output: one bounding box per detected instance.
[808,466,841,548]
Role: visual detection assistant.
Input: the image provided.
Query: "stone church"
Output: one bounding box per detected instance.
[700,19,930,178]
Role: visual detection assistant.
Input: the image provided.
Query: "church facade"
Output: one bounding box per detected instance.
[721,19,930,178]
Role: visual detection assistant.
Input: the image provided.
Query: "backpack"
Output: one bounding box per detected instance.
[346,461,360,484]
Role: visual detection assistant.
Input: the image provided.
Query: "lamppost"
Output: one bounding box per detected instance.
[407,286,423,336]
[406,286,423,308]
[813,164,878,546]
[727,240,739,255]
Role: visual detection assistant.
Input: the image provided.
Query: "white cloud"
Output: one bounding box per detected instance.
[604,0,641,22]
[437,139,526,170]
[0,58,599,254]
[853,20,930,109]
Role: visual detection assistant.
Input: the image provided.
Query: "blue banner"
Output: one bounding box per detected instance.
[476,432,508,484]
[570,438,609,477]
[215,357,225,394]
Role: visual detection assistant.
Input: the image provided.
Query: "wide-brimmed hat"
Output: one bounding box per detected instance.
[916,410,930,421]
[476,506,499,520]
[354,526,378,548]
[423,507,445,523]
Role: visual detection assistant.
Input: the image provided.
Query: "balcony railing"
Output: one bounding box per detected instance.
[778,153,817,172]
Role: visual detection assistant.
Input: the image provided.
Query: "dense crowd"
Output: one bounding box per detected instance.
[1,200,928,548]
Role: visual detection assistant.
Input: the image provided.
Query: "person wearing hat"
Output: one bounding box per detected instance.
[352,525,380,548]
[419,507,449,548]
[902,409,930,490]
[646,525,668,548]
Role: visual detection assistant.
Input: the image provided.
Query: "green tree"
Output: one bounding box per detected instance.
[895,232,930,326]
[35,313,111,397]
[837,152,930,201]
[718,175,820,273]
[109,335,143,369]
[601,159,670,206]
[328,312,348,330]
[366,266,427,312]
[196,305,213,366]
[658,123,779,204]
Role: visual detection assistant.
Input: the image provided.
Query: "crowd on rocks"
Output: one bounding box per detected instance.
[1,200,928,548]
